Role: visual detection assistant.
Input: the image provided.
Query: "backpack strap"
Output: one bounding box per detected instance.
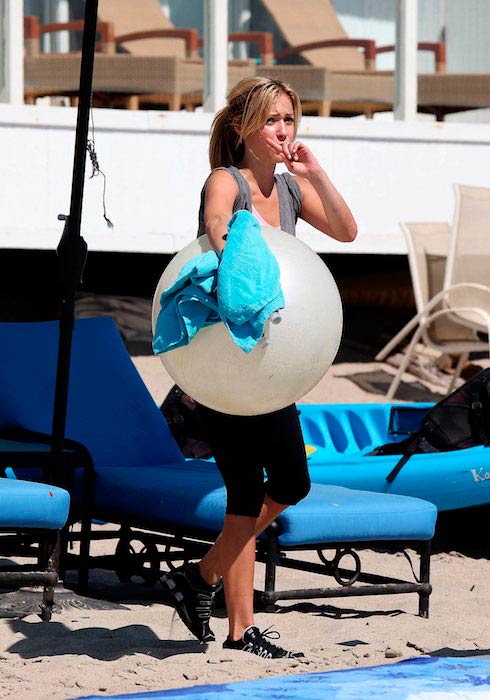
[385,435,423,483]
[160,385,189,446]
[468,371,490,446]
[468,390,485,443]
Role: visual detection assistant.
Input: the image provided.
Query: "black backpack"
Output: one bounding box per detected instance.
[160,384,213,459]
[370,368,490,483]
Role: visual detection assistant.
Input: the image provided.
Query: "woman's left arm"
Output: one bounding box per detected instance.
[267,138,358,242]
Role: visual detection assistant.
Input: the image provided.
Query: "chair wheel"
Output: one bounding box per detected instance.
[317,546,362,586]
[115,536,161,585]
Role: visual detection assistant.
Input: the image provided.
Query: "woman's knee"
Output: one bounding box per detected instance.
[225,483,265,517]
[296,473,311,503]
[266,472,311,507]
[288,473,311,505]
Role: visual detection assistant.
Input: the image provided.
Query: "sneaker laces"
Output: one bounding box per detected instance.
[195,589,215,620]
[245,626,288,657]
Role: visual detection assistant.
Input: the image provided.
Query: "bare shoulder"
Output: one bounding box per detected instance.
[206,168,239,196]
[204,169,240,221]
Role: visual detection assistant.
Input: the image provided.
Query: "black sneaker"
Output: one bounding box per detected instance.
[222,625,304,659]
[161,562,219,643]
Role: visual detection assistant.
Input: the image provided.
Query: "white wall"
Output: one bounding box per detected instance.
[1,104,490,256]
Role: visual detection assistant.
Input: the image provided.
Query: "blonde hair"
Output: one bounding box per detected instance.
[208,76,302,169]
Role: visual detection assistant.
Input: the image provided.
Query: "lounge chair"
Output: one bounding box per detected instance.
[96,0,257,111]
[95,0,206,110]
[97,0,272,64]
[254,0,445,117]
[23,14,207,111]
[443,184,490,335]
[0,317,437,616]
[376,219,490,400]
[23,11,256,111]
[23,15,119,106]
[0,476,70,621]
[97,0,197,58]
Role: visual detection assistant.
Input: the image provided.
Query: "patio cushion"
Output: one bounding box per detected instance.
[0,478,70,530]
[274,484,437,546]
[88,465,437,546]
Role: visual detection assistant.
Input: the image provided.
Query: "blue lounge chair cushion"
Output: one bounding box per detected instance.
[273,484,437,546]
[88,465,437,547]
[0,478,70,530]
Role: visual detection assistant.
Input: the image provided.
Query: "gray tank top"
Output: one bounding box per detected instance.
[197,165,302,237]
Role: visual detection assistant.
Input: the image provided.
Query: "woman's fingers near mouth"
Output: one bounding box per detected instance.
[284,141,300,161]
[265,138,297,161]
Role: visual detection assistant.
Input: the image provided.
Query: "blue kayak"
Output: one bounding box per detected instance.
[297,402,490,512]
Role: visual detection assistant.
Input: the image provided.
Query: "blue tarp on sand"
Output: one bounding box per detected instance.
[73,657,490,700]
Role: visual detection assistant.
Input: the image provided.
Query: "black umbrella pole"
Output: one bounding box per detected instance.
[50,0,99,487]
[67,0,99,239]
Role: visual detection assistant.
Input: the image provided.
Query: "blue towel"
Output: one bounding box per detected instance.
[152,250,220,355]
[218,210,285,351]
[152,210,285,354]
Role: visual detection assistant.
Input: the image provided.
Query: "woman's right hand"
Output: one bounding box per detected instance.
[265,137,323,180]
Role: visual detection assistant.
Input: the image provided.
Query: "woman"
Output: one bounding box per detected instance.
[161,77,357,659]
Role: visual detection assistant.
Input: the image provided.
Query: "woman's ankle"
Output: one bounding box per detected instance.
[228,622,253,642]
[198,561,220,587]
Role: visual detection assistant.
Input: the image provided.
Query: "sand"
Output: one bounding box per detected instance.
[1,357,489,700]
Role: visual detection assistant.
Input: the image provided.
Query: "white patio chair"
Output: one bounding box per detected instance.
[376,220,490,400]
[442,183,490,335]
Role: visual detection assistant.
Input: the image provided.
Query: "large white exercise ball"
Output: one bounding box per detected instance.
[152,228,343,415]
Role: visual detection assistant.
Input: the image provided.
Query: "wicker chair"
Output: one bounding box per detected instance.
[417,74,490,121]
[96,0,257,111]
[23,15,120,106]
[23,8,256,111]
[255,0,445,117]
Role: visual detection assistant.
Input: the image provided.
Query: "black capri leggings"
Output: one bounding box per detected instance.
[196,403,311,518]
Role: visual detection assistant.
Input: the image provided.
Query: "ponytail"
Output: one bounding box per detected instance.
[209,107,244,169]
